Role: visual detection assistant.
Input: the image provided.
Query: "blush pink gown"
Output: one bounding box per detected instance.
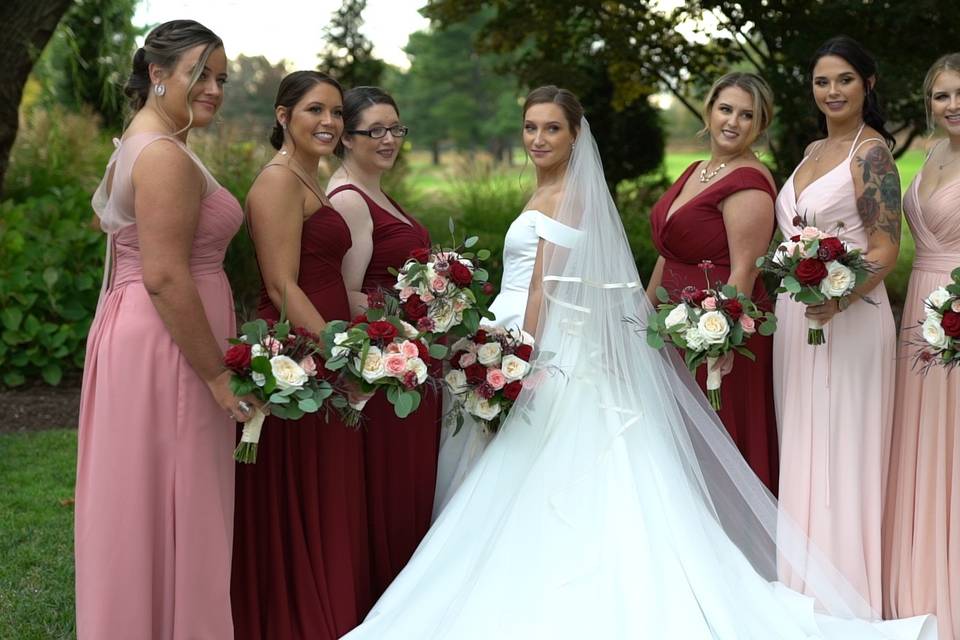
[884,157,960,640]
[773,126,897,615]
[75,133,242,639]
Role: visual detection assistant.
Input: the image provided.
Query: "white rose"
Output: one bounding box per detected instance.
[500,354,530,381]
[445,369,468,394]
[406,357,428,385]
[466,393,501,421]
[400,320,419,339]
[430,302,460,333]
[923,316,950,349]
[664,304,691,330]
[683,326,707,352]
[926,287,952,317]
[270,355,309,390]
[697,310,730,344]
[356,346,386,383]
[819,261,855,298]
[450,337,473,353]
[773,241,799,266]
[251,343,267,358]
[476,341,502,366]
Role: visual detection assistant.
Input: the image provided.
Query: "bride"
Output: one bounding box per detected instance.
[343,86,936,639]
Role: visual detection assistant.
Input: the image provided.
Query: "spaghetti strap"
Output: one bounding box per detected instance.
[847,123,884,159]
[261,162,327,203]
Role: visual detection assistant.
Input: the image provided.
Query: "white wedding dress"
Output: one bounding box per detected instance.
[343,120,936,640]
[433,210,579,516]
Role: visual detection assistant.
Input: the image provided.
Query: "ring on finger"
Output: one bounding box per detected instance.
[238,400,252,414]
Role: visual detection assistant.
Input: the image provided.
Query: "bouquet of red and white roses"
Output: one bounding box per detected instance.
[224,318,334,463]
[443,326,535,434]
[319,307,444,426]
[756,220,875,345]
[912,267,960,372]
[392,221,496,339]
[642,261,777,410]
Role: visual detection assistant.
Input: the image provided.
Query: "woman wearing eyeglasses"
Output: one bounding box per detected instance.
[328,86,441,600]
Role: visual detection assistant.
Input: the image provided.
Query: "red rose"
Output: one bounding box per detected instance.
[514,344,533,361]
[402,294,428,321]
[349,314,368,327]
[224,343,252,372]
[680,286,706,305]
[473,329,489,345]
[448,350,465,369]
[794,258,828,286]
[482,282,495,295]
[941,311,960,338]
[503,381,523,401]
[409,247,431,264]
[416,340,430,361]
[465,363,487,385]
[448,261,474,287]
[366,320,398,342]
[817,237,845,262]
[722,299,743,321]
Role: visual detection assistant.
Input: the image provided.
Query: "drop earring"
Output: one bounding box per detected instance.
[153,83,166,97]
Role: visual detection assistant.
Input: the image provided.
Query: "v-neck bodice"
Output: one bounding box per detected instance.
[903,168,960,273]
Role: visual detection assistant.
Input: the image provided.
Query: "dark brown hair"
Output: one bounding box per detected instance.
[336,86,400,158]
[270,70,344,150]
[522,85,584,134]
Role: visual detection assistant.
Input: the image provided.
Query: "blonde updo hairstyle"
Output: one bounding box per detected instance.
[698,72,774,147]
[923,53,960,132]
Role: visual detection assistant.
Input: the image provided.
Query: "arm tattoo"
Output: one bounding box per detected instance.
[855,145,901,245]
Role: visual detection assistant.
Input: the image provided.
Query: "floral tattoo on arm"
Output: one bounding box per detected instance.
[855,145,901,245]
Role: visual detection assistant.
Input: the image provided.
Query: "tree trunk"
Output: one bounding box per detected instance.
[431,141,440,166]
[0,0,73,197]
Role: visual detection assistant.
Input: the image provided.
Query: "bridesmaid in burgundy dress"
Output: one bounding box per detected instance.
[232,72,372,639]
[648,72,780,493]
[327,87,441,598]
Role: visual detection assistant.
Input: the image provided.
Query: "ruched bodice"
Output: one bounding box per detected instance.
[904,172,960,273]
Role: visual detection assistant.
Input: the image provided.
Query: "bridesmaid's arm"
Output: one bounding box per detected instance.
[329,189,374,317]
[720,188,775,296]
[806,141,901,325]
[135,141,257,420]
[247,168,329,334]
[645,256,666,307]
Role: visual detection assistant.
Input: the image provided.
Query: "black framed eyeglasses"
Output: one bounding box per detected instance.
[347,125,409,139]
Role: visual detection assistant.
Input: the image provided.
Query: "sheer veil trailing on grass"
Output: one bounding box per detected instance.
[341,119,936,639]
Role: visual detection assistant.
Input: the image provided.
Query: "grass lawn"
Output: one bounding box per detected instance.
[0,430,77,639]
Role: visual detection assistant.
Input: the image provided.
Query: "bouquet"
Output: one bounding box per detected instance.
[319,307,445,426]
[443,326,536,434]
[911,267,960,373]
[642,260,777,410]
[392,220,496,339]
[224,318,333,463]
[756,219,875,345]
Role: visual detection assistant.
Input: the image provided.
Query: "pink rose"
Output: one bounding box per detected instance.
[299,356,318,377]
[384,353,408,377]
[952,299,960,313]
[430,275,449,293]
[384,342,401,354]
[399,286,416,301]
[800,226,823,242]
[458,351,477,368]
[486,368,507,390]
[264,336,283,355]
[739,315,756,334]
[702,296,717,310]
[400,340,420,359]
[421,292,435,303]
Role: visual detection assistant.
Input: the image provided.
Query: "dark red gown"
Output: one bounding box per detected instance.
[231,206,372,639]
[328,184,441,599]
[650,163,780,494]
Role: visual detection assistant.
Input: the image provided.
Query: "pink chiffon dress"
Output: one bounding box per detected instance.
[75,133,242,639]
[884,149,960,639]
[773,126,897,615]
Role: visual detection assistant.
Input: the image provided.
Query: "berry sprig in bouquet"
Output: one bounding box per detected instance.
[756,217,875,345]
[392,220,496,340]
[442,327,536,434]
[642,261,777,410]
[319,305,445,426]
[911,267,960,373]
[224,318,334,463]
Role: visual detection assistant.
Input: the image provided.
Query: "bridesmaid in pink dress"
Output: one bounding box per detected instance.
[231,72,373,639]
[327,87,441,598]
[885,54,960,640]
[773,36,902,617]
[648,72,780,494]
[75,21,259,639]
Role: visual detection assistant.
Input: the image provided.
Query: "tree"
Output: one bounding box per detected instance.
[317,0,386,87]
[0,0,74,196]
[32,0,140,133]
[217,54,289,135]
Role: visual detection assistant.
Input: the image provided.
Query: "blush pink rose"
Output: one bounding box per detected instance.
[702,296,717,310]
[384,342,402,354]
[299,356,318,377]
[400,340,420,359]
[421,292,435,303]
[739,315,756,334]
[384,353,408,377]
[800,226,823,241]
[486,368,507,390]
[459,351,477,367]
[952,299,960,313]
[264,336,283,355]
[430,275,449,293]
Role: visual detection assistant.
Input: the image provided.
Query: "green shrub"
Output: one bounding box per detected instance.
[0,187,105,387]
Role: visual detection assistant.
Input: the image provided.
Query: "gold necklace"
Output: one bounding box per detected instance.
[699,161,727,183]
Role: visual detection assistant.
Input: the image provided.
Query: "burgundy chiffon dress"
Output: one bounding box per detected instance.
[231,205,372,639]
[650,163,780,493]
[328,184,442,599]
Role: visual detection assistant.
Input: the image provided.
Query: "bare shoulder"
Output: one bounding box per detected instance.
[132,138,199,189]
[528,189,563,219]
[329,188,371,220]
[247,165,303,215]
